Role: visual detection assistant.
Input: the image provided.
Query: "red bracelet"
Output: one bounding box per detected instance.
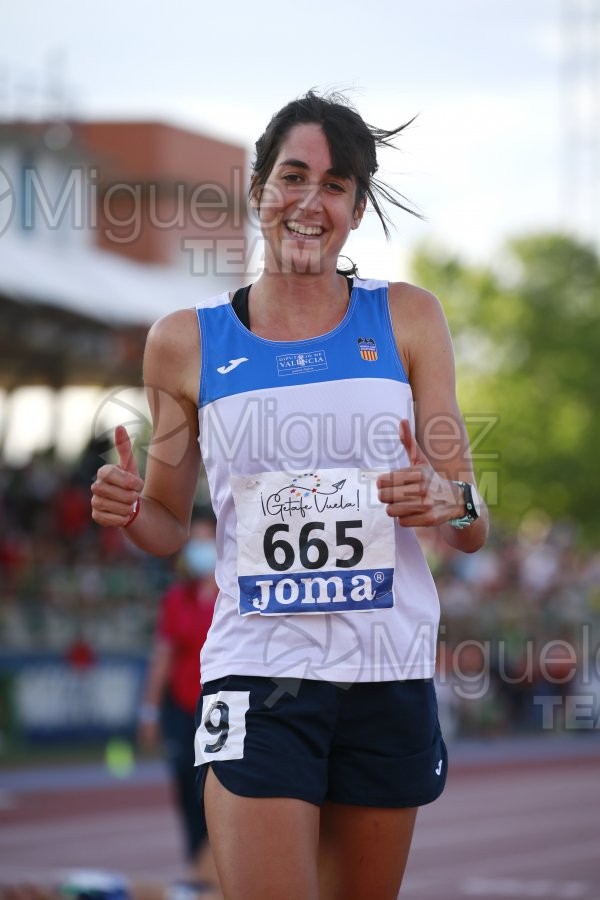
[123,497,141,528]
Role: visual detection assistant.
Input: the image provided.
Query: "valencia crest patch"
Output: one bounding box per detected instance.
[357,337,378,361]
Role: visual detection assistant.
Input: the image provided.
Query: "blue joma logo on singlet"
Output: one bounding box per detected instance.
[276,350,328,376]
[238,569,394,615]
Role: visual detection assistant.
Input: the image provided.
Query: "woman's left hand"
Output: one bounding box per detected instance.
[376,419,462,527]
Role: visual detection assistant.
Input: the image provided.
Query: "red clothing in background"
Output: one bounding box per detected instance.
[157,580,216,713]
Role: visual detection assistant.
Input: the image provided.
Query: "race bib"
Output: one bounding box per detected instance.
[231,468,395,616]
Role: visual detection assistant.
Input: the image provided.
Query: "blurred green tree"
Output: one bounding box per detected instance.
[411,233,600,542]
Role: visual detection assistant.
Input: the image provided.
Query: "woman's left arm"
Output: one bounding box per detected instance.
[376,282,489,553]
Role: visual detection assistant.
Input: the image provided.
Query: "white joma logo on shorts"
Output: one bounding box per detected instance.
[435,759,443,775]
[217,357,248,374]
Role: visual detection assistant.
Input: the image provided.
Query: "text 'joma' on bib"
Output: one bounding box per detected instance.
[231,468,395,616]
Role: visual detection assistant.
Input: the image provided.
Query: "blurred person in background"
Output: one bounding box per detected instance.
[138,511,219,893]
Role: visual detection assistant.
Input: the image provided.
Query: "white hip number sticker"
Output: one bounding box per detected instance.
[194,689,250,765]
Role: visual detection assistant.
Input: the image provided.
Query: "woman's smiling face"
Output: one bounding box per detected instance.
[255,123,365,275]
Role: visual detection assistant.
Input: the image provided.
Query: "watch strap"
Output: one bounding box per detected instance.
[448,481,478,529]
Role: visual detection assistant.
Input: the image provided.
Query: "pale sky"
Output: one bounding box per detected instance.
[2,0,590,280]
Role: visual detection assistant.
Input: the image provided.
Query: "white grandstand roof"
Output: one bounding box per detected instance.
[0,234,240,326]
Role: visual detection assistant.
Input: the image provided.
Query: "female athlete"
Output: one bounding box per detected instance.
[91,90,488,900]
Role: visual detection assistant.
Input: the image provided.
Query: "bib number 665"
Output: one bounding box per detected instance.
[263,519,363,572]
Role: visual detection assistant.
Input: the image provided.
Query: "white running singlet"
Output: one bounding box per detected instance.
[197,278,440,685]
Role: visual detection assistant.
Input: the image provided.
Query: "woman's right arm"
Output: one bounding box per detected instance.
[91,308,202,557]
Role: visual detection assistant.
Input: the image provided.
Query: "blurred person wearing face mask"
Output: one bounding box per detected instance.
[138,512,219,892]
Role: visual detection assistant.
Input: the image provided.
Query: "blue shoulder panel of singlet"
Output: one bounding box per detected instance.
[196,279,409,408]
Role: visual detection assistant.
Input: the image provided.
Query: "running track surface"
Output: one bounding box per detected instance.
[1,739,599,899]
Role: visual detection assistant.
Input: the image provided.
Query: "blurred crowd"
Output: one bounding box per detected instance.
[0,443,173,653]
[421,520,600,737]
[1,449,600,738]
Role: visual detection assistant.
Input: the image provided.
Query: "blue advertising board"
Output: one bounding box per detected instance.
[0,653,147,742]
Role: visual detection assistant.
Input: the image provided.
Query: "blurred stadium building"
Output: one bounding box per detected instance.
[0,115,245,750]
[0,116,247,454]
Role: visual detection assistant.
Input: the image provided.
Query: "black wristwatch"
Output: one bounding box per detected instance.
[448,481,482,529]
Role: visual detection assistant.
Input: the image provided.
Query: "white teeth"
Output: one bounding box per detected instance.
[286,221,323,236]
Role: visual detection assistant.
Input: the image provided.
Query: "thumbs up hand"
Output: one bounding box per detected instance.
[376,419,461,528]
[398,418,429,469]
[115,425,141,479]
[91,426,145,528]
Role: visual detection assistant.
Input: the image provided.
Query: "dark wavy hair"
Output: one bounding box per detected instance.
[250,90,421,241]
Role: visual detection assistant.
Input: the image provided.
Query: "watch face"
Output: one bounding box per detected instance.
[470,484,482,516]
